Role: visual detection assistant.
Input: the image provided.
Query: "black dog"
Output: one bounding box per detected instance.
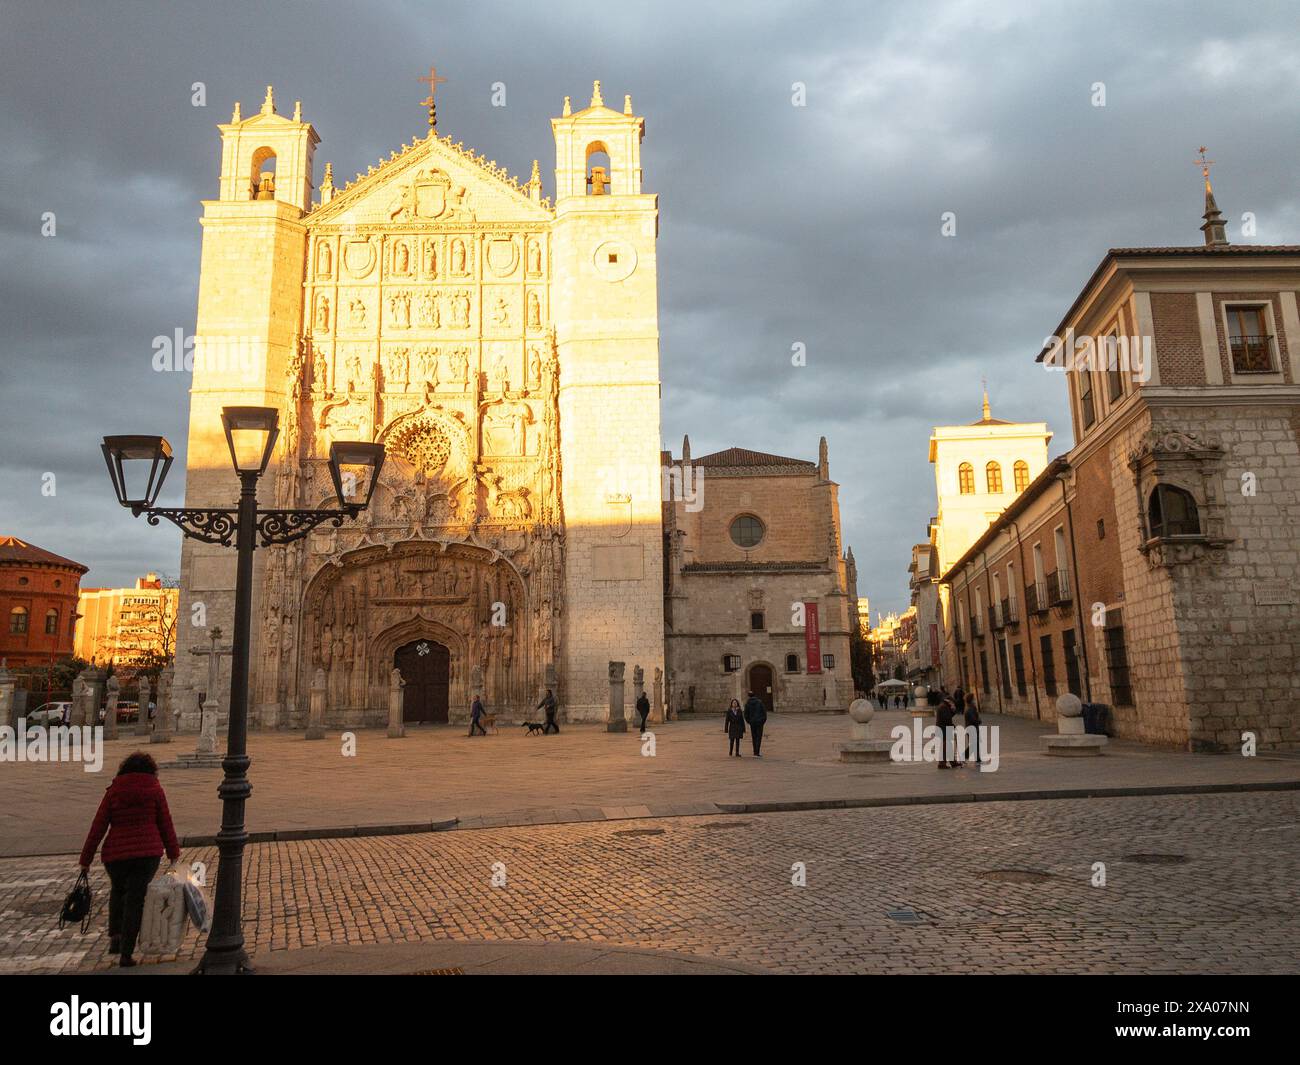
[521,721,546,736]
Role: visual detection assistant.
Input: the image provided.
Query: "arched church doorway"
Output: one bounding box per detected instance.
[747,663,775,715]
[395,639,450,723]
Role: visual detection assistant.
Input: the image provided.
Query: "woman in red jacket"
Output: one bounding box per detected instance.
[79,751,181,966]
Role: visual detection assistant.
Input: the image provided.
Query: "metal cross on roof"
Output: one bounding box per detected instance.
[418,65,448,131]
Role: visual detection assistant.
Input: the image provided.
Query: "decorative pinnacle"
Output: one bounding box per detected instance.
[562,95,571,117]
[293,100,301,122]
[418,64,448,132]
[231,100,241,122]
[624,93,632,115]
[591,80,603,107]
[262,85,275,115]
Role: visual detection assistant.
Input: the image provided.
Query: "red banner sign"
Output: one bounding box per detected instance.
[805,602,822,673]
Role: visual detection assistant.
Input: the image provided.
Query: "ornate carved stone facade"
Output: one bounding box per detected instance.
[174,83,665,728]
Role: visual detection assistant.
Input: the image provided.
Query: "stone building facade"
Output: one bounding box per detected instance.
[74,574,179,666]
[0,536,86,668]
[939,184,1300,750]
[173,82,665,728]
[661,438,855,715]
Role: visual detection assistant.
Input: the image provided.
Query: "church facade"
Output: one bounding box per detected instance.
[173,83,665,728]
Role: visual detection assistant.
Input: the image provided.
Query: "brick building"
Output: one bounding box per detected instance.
[939,178,1300,750]
[662,437,855,715]
[0,536,88,667]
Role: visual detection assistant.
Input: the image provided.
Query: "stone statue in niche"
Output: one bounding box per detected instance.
[452,239,467,275]
[415,347,437,383]
[526,239,541,275]
[349,298,366,327]
[346,352,364,392]
[490,295,510,328]
[527,347,542,389]
[313,351,328,393]
[491,355,508,391]
[395,241,411,274]
[415,290,438,328]
[424,241,437,276]
[383,348,408,386]
[316,296,330,333]
[450,291,470,329]
[389,292,411,328]
[483,401,531,455]
[526,291,541,329]
[449,348,469,388]
[318,243,332,278]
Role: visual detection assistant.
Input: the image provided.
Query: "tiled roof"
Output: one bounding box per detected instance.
[0,536,88,571]
[691,447,815,469]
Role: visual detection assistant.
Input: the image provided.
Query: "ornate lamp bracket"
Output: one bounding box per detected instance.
[144,508,238,546]
[256,506,362,546]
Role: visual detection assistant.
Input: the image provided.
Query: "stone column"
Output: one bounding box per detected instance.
[151,667,173,744]
[135,675,152,737]
[0,659,14,729]
[652,666,664,724]
[306,667,327,740]
[196,697,219,755]
[387,667,406,738]
[103,676,121,741]
[606,661,627,733]
[70,673,89,727]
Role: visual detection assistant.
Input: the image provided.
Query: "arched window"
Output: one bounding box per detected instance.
[585,141,611,196]
[986,461,1003,493]
[45,608,59,635]
[249,146,277,200]
[1148,484,1201,538]
[958,463,975,494]
[1014,460,1030,492]
[785,653,800,673]
[9,606,28,634]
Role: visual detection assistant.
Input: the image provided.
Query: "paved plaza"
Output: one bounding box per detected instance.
[2,791,1297,975]
[3,711,1299,857]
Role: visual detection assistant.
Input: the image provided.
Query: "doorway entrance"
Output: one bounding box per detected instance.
[747,663,775,714]
[394,639,450,723]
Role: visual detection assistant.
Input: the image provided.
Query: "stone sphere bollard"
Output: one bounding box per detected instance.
[848,698,874,724]
[1056,693,1083,718]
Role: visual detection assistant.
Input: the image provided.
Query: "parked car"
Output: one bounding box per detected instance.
[28,701,72,726]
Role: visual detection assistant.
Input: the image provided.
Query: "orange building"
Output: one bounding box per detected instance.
[0,536,88,667]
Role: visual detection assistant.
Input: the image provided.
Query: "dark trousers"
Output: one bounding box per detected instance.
[105,855,161,958]
[469,718,486,735]
[543,710,559,734]
[750,721,765,755]
[638,710,649,732]
[728,735,741,755]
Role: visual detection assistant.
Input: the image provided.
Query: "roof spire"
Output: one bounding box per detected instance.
[1196,146,1229,247]
[261,85,275,115]
[591,80,603,107]
[981,377,990,421]
[418,64,448,133]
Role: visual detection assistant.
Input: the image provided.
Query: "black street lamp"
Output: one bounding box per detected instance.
[102,406,384,974]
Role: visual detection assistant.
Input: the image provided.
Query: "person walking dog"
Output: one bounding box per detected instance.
[468,693,487,736]
[743,690,768,757]
[724,698,745,757]
[78,751,181,967]
[538,688,560,734]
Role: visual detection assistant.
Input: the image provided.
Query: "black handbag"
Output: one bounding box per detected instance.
[59,870,93,934]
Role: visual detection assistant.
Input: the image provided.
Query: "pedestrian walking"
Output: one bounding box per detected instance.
[468,693,487,736]
[538,688,559,734]
[935,697,961,768]
[635,690,651,733]
[743,690,767,757]
[78,752,181,967]
[724,698,745,757]
[964,693,982,766]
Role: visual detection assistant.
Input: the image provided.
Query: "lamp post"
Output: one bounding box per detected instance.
[102,406,384,974]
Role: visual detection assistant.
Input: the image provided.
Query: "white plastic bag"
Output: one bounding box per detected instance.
[183,869,212,933]
[136,869,186,955]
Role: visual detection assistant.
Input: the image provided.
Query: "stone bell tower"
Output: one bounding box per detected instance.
[172,87,318,724]
[550,82,665,718]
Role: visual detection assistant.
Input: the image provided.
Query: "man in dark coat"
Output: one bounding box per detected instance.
[935,696,960,768]
[468,693,487,736]
[538,688,559,734]
[743,691,768,756]
[635,691,651,734]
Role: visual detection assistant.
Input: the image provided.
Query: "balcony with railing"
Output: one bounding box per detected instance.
[1229,334,1275,374]
[1025,582,1048,615]
[989,604,1004,631]
[1002,597,1019,626]
[1046,569,1072,606]
[969,614,984,638]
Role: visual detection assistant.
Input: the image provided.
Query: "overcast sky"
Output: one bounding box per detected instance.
[2,0,1297,616]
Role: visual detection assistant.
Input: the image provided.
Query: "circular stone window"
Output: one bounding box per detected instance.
[593,240,637,282]
[18,577,29,586]
[729,514,765,548]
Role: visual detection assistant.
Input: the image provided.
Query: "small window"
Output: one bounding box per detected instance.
[1148,484,1201,539]
[750,611,765,632]
[1105,330,1125,402]
[958,463,975,494]
[607,252,618,264]
[1226,304,1274,373]
[18,576,28,586]
[785,653,800,673]
[10,606,29,634]
[822,654,835,671]
[730,514,765,548]
[1013,460,1029,493]
[45,609,59,635]
[986,461,1003,494]
[1079,371,1096,428]
[722,654,741,673]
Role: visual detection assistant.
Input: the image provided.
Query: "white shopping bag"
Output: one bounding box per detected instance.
[183,869,212,933]
[135,869,186,955]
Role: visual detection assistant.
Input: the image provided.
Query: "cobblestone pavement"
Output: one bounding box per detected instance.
[3,792,1297,974]
[5,712,1299,856]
